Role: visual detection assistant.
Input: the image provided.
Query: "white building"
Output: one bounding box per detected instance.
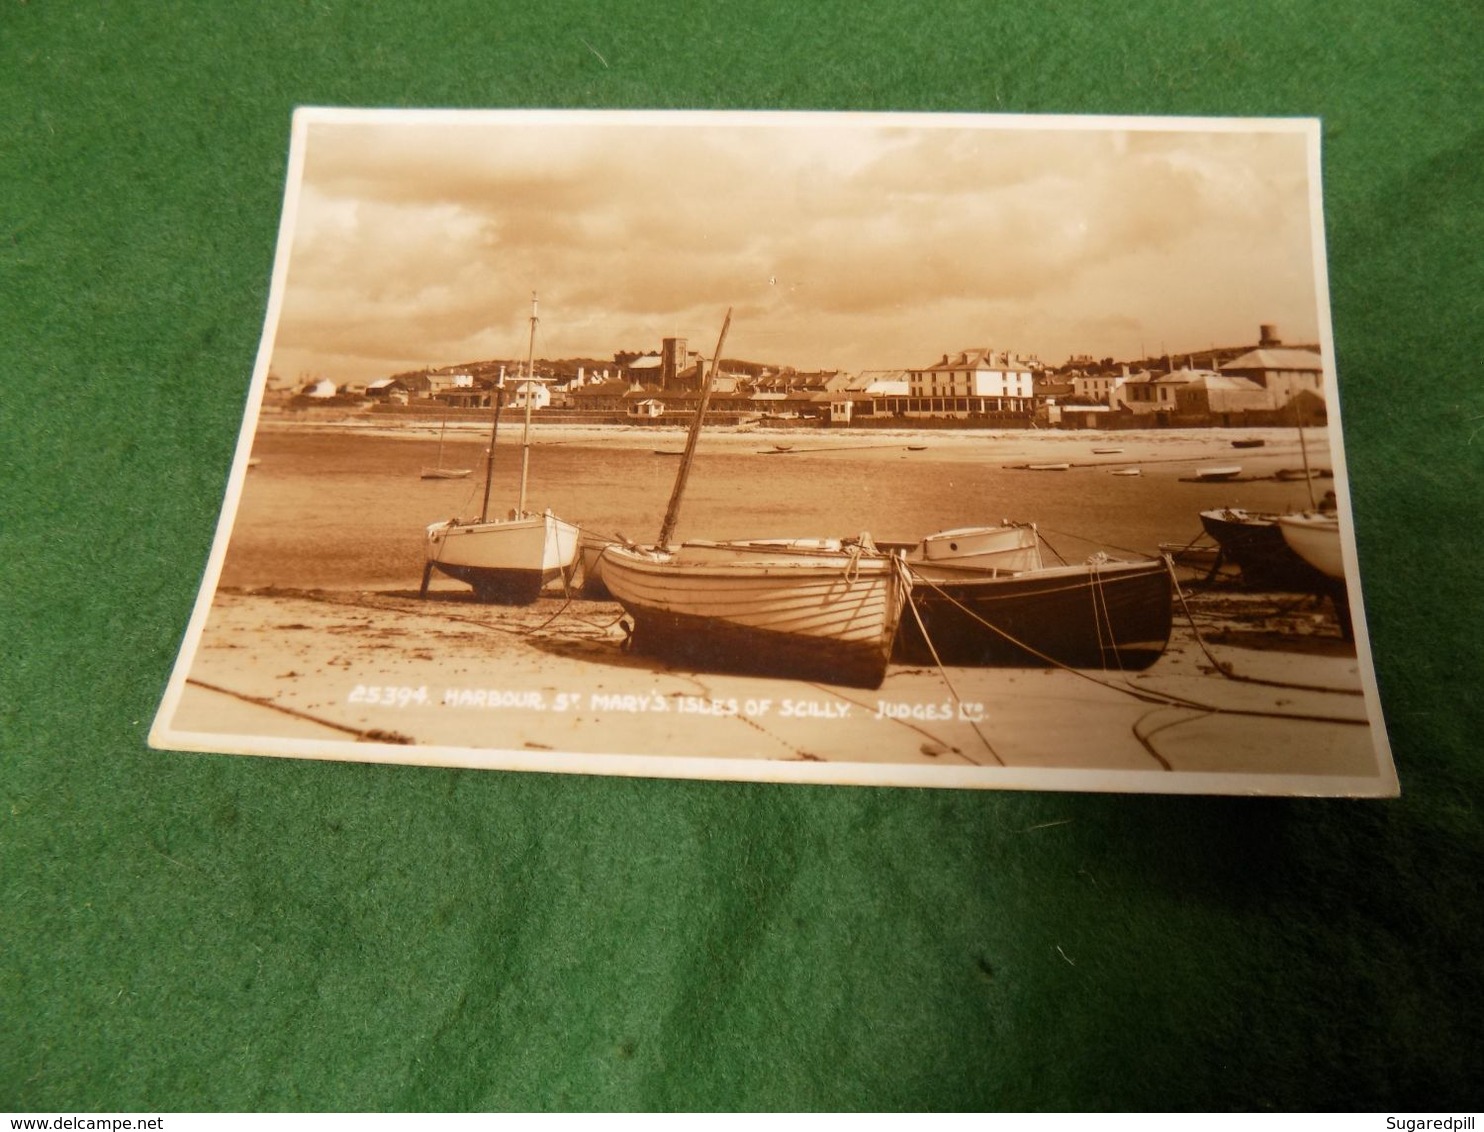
[896,348,1037,417]
[506,379,551,411]
[1220,346,1324,407]
[627,398,665,419]
[908,349,1035,401]
[1071,370,1130,405]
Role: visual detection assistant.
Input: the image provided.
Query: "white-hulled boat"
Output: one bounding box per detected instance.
[900,523,1042,579]
[576,529,616,599]
[593,309,909,689]
[1277,512,1344,579]
[422,294,579,604]
[1196,465,1243,481]
[427,509,580,603]
[599,539,907,689]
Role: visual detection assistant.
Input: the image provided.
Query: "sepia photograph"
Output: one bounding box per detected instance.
[150,107,1395,795]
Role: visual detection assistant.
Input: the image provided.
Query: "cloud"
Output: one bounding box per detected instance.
[269,114,1321,380]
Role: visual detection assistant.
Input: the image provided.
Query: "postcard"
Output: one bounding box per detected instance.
[150,107,1396,795]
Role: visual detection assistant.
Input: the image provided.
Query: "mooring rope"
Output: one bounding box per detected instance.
[1165,559,1364,697]
[895,557,1001,766]
[906,566,1365,727]
[185,677,414,744]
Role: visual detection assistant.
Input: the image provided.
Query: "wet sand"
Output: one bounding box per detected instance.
[157,416,1385,791]
[166,584,1377,786]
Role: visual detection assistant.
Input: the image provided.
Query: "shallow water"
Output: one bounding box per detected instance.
[224,428,1332,590]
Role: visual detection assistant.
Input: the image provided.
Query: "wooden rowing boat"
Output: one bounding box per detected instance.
[897,556,1173,670]
[599,540,906,688]
[594,309,910,689]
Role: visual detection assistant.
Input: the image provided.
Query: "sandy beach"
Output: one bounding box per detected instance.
[150,414,1389,793]
[165,580,1377,788]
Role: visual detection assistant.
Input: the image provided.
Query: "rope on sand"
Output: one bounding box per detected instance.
[185,677,414,744]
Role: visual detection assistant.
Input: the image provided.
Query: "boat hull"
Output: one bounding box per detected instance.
[577,532,615,599]
[1200,508,1327,591]
[1277,514,1344,579]
[906,524,1043,578]
[598,545,906,689]
[426,511,580,604]
[897,558,1173,670]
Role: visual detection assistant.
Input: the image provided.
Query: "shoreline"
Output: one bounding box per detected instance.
[254,414,1332,470]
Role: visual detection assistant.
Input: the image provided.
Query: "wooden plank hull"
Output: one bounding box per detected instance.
[897,558,1173,670]
[426,511,580,604]
[598,545,906,688]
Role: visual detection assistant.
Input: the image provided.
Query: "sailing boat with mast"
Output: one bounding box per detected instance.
[420,294,580,603]
[596,310,908,689]
[420,412,471,479]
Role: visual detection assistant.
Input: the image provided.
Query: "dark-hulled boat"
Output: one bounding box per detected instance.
[1198,507,1327,592]
[896,554,1173,670]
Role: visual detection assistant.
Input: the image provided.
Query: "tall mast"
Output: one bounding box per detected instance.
[516,292,539,515]
[478,365,506,524]
[1294,394,1317,509]
[658,307,732,550]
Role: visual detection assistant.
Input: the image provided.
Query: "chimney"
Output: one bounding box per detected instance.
[1260,323,1280,348]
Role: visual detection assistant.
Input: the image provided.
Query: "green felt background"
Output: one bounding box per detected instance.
[2,0,1481,1112]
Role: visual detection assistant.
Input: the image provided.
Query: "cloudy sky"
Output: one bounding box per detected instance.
[267,111,1323,383]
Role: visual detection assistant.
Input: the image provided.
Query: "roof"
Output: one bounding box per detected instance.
[921,348,1033,373]
[1221,347,1323,372]
[1179,374,1268,393]
[571,378,631,397]
[1154,369,1215,385]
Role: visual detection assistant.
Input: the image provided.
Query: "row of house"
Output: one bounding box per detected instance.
[1057,339,1325,422]
[297,324,1324,428]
